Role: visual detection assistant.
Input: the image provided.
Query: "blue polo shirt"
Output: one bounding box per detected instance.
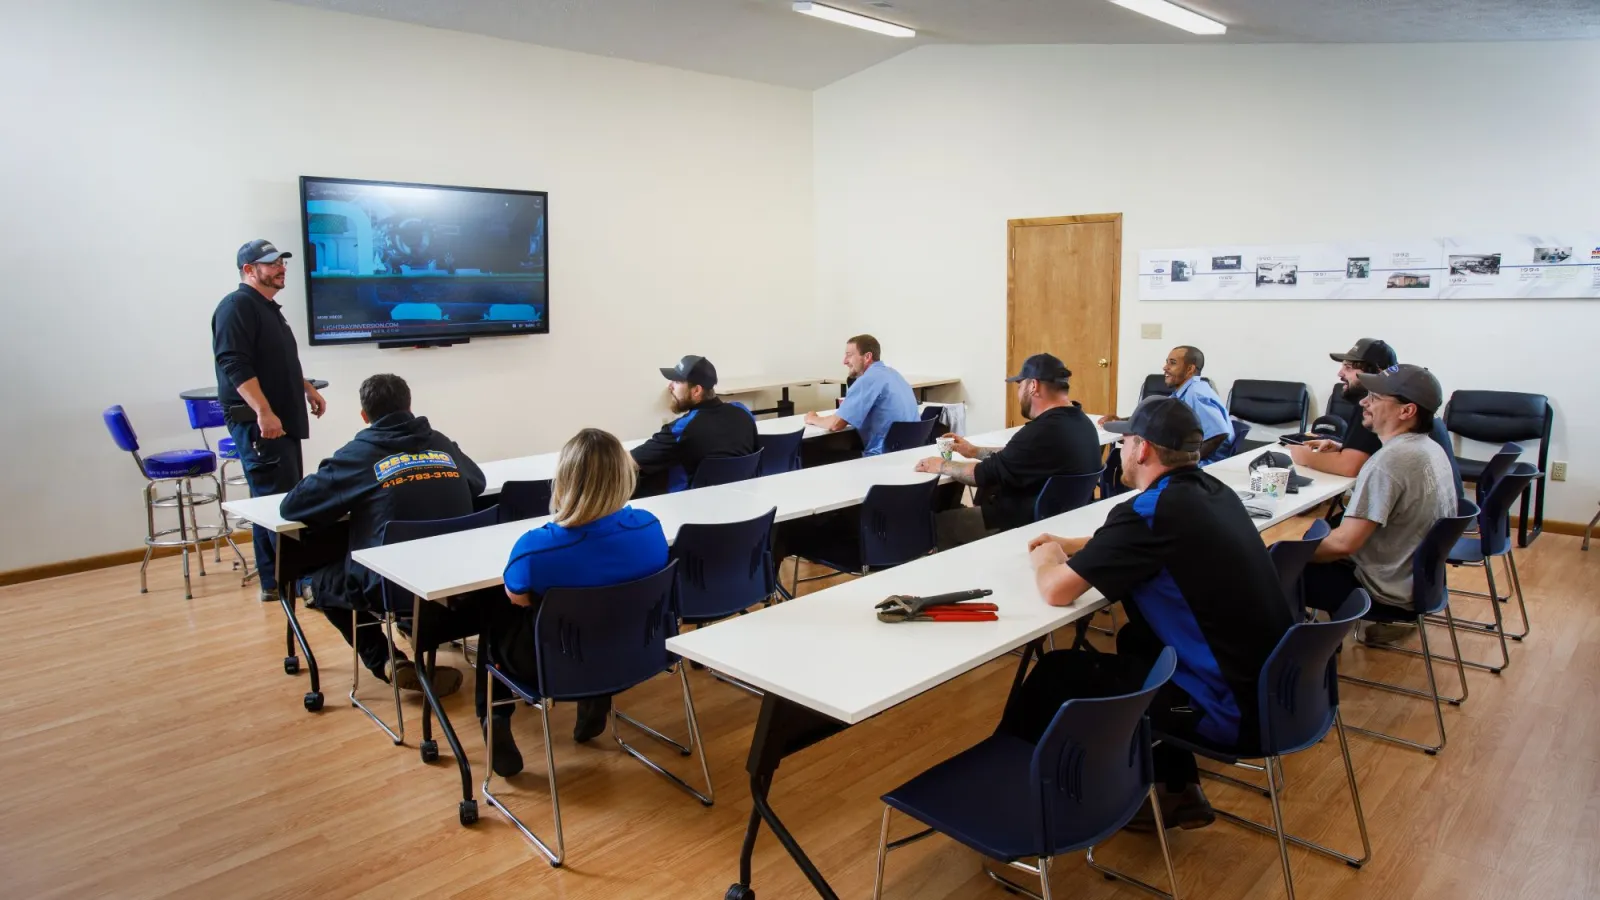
[503,506,668,599]
[837,362,920,456]
[1173,376,1231,446]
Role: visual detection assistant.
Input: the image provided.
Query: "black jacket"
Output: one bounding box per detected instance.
[630,397,759,494]
[280,412,485,609]
[212,284,309,438]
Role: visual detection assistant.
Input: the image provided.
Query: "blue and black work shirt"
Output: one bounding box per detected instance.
[630,397,759,493]
[1066,466,1293,749]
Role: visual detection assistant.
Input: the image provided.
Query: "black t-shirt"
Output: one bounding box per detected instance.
[1340,415,1382,458]
[212,284,309,439]
[1067,466,1292,748]
[973,404,1103,531]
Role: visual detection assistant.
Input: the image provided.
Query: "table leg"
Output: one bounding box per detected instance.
[410,592,478,826]
[728,693,849,899]
[276,540,323,712]
[777,387,795,419]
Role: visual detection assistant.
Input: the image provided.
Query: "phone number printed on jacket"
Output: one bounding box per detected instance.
[373,450,460,483]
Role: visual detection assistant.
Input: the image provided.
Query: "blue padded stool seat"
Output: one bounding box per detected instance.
[143,449,217,480]
[217,437,240,460]
[882,733,1050,861]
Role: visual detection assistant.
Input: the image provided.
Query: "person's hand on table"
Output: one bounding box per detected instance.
[1287,442,1314,467]
[305,383,327,418]
[1029,540,1068,570]
[1028,532,1067,552]
[1304,438,1339,453]
[258,409,286,439]
[803,411,829,427]
[1097,414,1122,426]
[913,457,944,474]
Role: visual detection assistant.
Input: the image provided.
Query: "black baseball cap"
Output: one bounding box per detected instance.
[237,239,292,268]
[1357,363,1443,414]
[1005,353,1072,387]
[1330,338,1396,370]
[1102,397,1204,453]
[1249,450,1315,489]
[660,355,718,388]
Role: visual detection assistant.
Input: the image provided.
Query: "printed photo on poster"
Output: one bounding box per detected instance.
[1256,262,1298,286]
[1388,272,1431,289]
[1212,255,1242,270]
[1449,253,1502,276]
[1533,247,1571,263]
[1172,260,1194,282]
[1346,257,1371,279]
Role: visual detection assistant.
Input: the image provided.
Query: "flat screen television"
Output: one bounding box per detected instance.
[297,176,548,346]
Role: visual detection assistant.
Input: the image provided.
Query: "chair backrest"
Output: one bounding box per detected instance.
[670,508,777,622]
[1411,498,1479,616]
[379,506,502,612]
[1474,442,1524,506]
[1444,390,1551,446]
[1267,518,1331,618]
[498,479,552,523]
[689,450,763,489]
[533,562,679,701]
[1473,463,1537,559]
[1030,648,1177,855]
[1326,383,1359,428]
[1225,417,1253,457]
[1034,469,1103,521]
[183,396,227,430]
[1428,418,1466,501]
[103,405,140,453]
[859,478,940,569]
[883,418,938,453]
[1256,589,1371,755]
[756,430,804,476]
[920,405,944,422]
[1228,380,1310,431]
[1138,373,1173,401]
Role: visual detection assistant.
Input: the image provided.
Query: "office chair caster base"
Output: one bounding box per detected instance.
[283,656,299,675]
[304,692,323,712]
[420,740,439,763]
[458,800,477,826]
[724,885,754,900]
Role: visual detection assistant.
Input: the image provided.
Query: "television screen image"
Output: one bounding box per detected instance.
[299,176,548,345]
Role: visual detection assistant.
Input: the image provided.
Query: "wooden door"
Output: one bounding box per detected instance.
[1006,214,1121,427]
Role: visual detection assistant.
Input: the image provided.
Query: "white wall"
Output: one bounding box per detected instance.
[815,41,1600,524]
[0,0,816,570]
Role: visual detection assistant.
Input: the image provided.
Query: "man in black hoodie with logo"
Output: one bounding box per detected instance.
[280,374,486,695]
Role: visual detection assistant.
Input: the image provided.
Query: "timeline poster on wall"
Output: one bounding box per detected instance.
[1439,235,1600,299]
[1138,249,1256,300]
[1139,243,1446,300]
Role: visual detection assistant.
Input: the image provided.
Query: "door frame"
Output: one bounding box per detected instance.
[1005,212,1123,423]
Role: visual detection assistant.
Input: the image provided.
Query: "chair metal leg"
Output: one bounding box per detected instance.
[483,691,565,866]
[175,482,193,599]
[1344,616,1449,754]
[872,804,938,899]
[348,609,404,744]
[612,666,715,806]
[1585,505,1599,551]
[1084,785,1182,900]
[139,484,156,594]
[1504,552,1530,640]
[1264,754,1297,900]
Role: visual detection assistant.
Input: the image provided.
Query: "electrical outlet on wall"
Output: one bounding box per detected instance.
[1141,323,1162,340]
[1551,461,1568,482]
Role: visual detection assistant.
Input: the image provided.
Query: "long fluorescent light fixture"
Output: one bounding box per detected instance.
[792,1,916,38]
[1109,0,1227,35]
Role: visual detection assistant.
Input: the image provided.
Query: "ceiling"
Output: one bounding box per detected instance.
[281,0,1600,89]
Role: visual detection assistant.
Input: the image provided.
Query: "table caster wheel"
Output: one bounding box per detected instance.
[283,656,299,675]
[304,692,323,712]
[459,800,478,826]
[421,740,439,763]
[724,885,755,900]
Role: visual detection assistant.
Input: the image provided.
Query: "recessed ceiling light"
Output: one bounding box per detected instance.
[1108,0,1227,35]
[792,1,916,38]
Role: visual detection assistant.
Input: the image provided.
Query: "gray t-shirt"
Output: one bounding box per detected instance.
[1345,432,1458,608]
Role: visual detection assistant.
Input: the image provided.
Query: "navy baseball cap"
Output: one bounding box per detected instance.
[660,355,718,388]
[1357,363,1443,414]
[1330,338,1396,370]
[1102,397,1204,453]
[237,239,292,268]
[1005,353,1072,387]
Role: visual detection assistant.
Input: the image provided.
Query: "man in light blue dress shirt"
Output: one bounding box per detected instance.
[1164,346,1233,463]
[805,333,920,456]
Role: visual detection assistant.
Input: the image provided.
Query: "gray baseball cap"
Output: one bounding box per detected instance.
[237,239,292,268]
[1356,364,1443,414]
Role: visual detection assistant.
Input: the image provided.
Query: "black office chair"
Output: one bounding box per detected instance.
[1443,390,1552,547]
[1227,380,1310,452]
[1326,382,1359,428]
[498,480,553,523]
[1138,374,1216,402]
[689,450,763,489]
[882,418,938,453]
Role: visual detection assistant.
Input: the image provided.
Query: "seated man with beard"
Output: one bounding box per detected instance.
[631,355,759,496]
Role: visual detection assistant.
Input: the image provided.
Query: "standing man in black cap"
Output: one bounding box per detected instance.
[213,239,327,600]
[631,355,758,496]
[914,353,1103,548]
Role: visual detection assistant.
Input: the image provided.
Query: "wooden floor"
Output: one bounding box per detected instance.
[2,525,1597,900]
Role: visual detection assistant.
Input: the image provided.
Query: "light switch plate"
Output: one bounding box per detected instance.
[1141,323,1162,340]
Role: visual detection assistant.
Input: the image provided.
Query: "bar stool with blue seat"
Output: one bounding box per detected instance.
[689,450,763,489]
[871,648,1180,900]
[482,562,713,866]
[103,404,244,599]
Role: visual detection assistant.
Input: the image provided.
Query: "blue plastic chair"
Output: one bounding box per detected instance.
[872,648,1180,900]
[883,418,938,453]
[790,478,940,594]
[689,450,763,489]
[498,480,553,523]
[672,508,778,625]
[103,404,242,599]
[1158,591,1373,900]
[1226,417,1254,458]
[1268,518,1331,619]
[757,430,804,476]
[1444,443,1528,639]
[920,405,944,422]
[482,562,713,866]
[1033,469,1103,521]
[1340,499,1478,754]
[1430,462,1538,677]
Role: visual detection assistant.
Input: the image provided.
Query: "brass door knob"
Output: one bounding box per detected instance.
[1098,358,1109,367]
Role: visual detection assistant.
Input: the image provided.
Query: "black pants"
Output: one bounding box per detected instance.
[308,560,482,676]
[999,628,1203,792]
[1301,561,1362,615]
[477,592,547,721]
[226,422,303,590]
[320,605,407,673]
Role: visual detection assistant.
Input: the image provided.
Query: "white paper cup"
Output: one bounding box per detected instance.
[1251,466,1292,498]
[936,436,955,460]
